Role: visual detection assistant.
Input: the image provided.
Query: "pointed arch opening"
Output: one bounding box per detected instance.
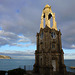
[43,13,45,27]
[48,13,52,20]
[48,13,53,27]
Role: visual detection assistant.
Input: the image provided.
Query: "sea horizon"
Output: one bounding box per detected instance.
[0,59,75,73]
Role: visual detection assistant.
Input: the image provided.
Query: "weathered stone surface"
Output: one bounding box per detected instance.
[34,4,66,75]
[40,4,57,30]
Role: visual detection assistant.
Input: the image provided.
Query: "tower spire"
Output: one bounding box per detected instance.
[40,4,57,30]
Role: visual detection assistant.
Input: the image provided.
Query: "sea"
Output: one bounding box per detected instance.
[0,59,75,73]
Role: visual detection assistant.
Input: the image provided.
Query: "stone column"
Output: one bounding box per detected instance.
[52,13,57,30]
[40,13,44,29]
[45,13,50,28]
[53,13,55,27]
[48,18,50,27]
[45,13,48,26]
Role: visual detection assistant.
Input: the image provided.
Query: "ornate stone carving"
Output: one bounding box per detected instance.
[34,4,66,75]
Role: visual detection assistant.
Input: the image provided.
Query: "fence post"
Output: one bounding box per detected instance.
[24,65,26,71]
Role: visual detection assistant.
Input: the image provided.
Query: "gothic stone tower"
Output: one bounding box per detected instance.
[34,5,66,75]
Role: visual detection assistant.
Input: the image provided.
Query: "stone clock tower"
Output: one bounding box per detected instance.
[33,5,66,75]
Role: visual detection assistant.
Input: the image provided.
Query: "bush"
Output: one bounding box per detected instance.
[0,71,6,75]
[8,68,26,75]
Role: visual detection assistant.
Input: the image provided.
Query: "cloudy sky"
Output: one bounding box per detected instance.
[0,0,75,59]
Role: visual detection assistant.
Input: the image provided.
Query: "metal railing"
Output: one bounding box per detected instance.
[19,65,33,71]
[4,65,33,75]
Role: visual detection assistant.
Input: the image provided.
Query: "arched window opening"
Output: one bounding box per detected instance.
[51,32,56,38]
[48,13,53,27]
[48,13,52,20]
[44,18,45,27]
[43,13,45,18]
[40,32,43,39]
[52,43,55,49]
[43,13,45,27]
[52,60,56,71]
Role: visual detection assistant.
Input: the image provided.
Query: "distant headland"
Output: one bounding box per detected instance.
[0,55,11,59]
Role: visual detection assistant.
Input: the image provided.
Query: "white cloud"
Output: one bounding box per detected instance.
[71,45,75,48]
[0,50,35,59]
[0,0,74,49]
[0,30,32,47]
[64,53,75,59]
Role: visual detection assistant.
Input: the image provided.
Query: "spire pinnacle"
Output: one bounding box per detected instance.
[40,5,57,30]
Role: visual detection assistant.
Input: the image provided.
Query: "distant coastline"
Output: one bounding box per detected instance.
[0,55,11,59]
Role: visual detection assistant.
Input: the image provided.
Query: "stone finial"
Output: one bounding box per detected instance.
[43,5,51,28]
[45,4,50,8]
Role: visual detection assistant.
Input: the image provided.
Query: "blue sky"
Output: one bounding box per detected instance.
[0,0,75,59]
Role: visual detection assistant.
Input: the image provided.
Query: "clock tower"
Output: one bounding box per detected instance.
[33,5,66,75]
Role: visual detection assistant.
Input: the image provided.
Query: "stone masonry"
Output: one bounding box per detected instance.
[33,4,66,75]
